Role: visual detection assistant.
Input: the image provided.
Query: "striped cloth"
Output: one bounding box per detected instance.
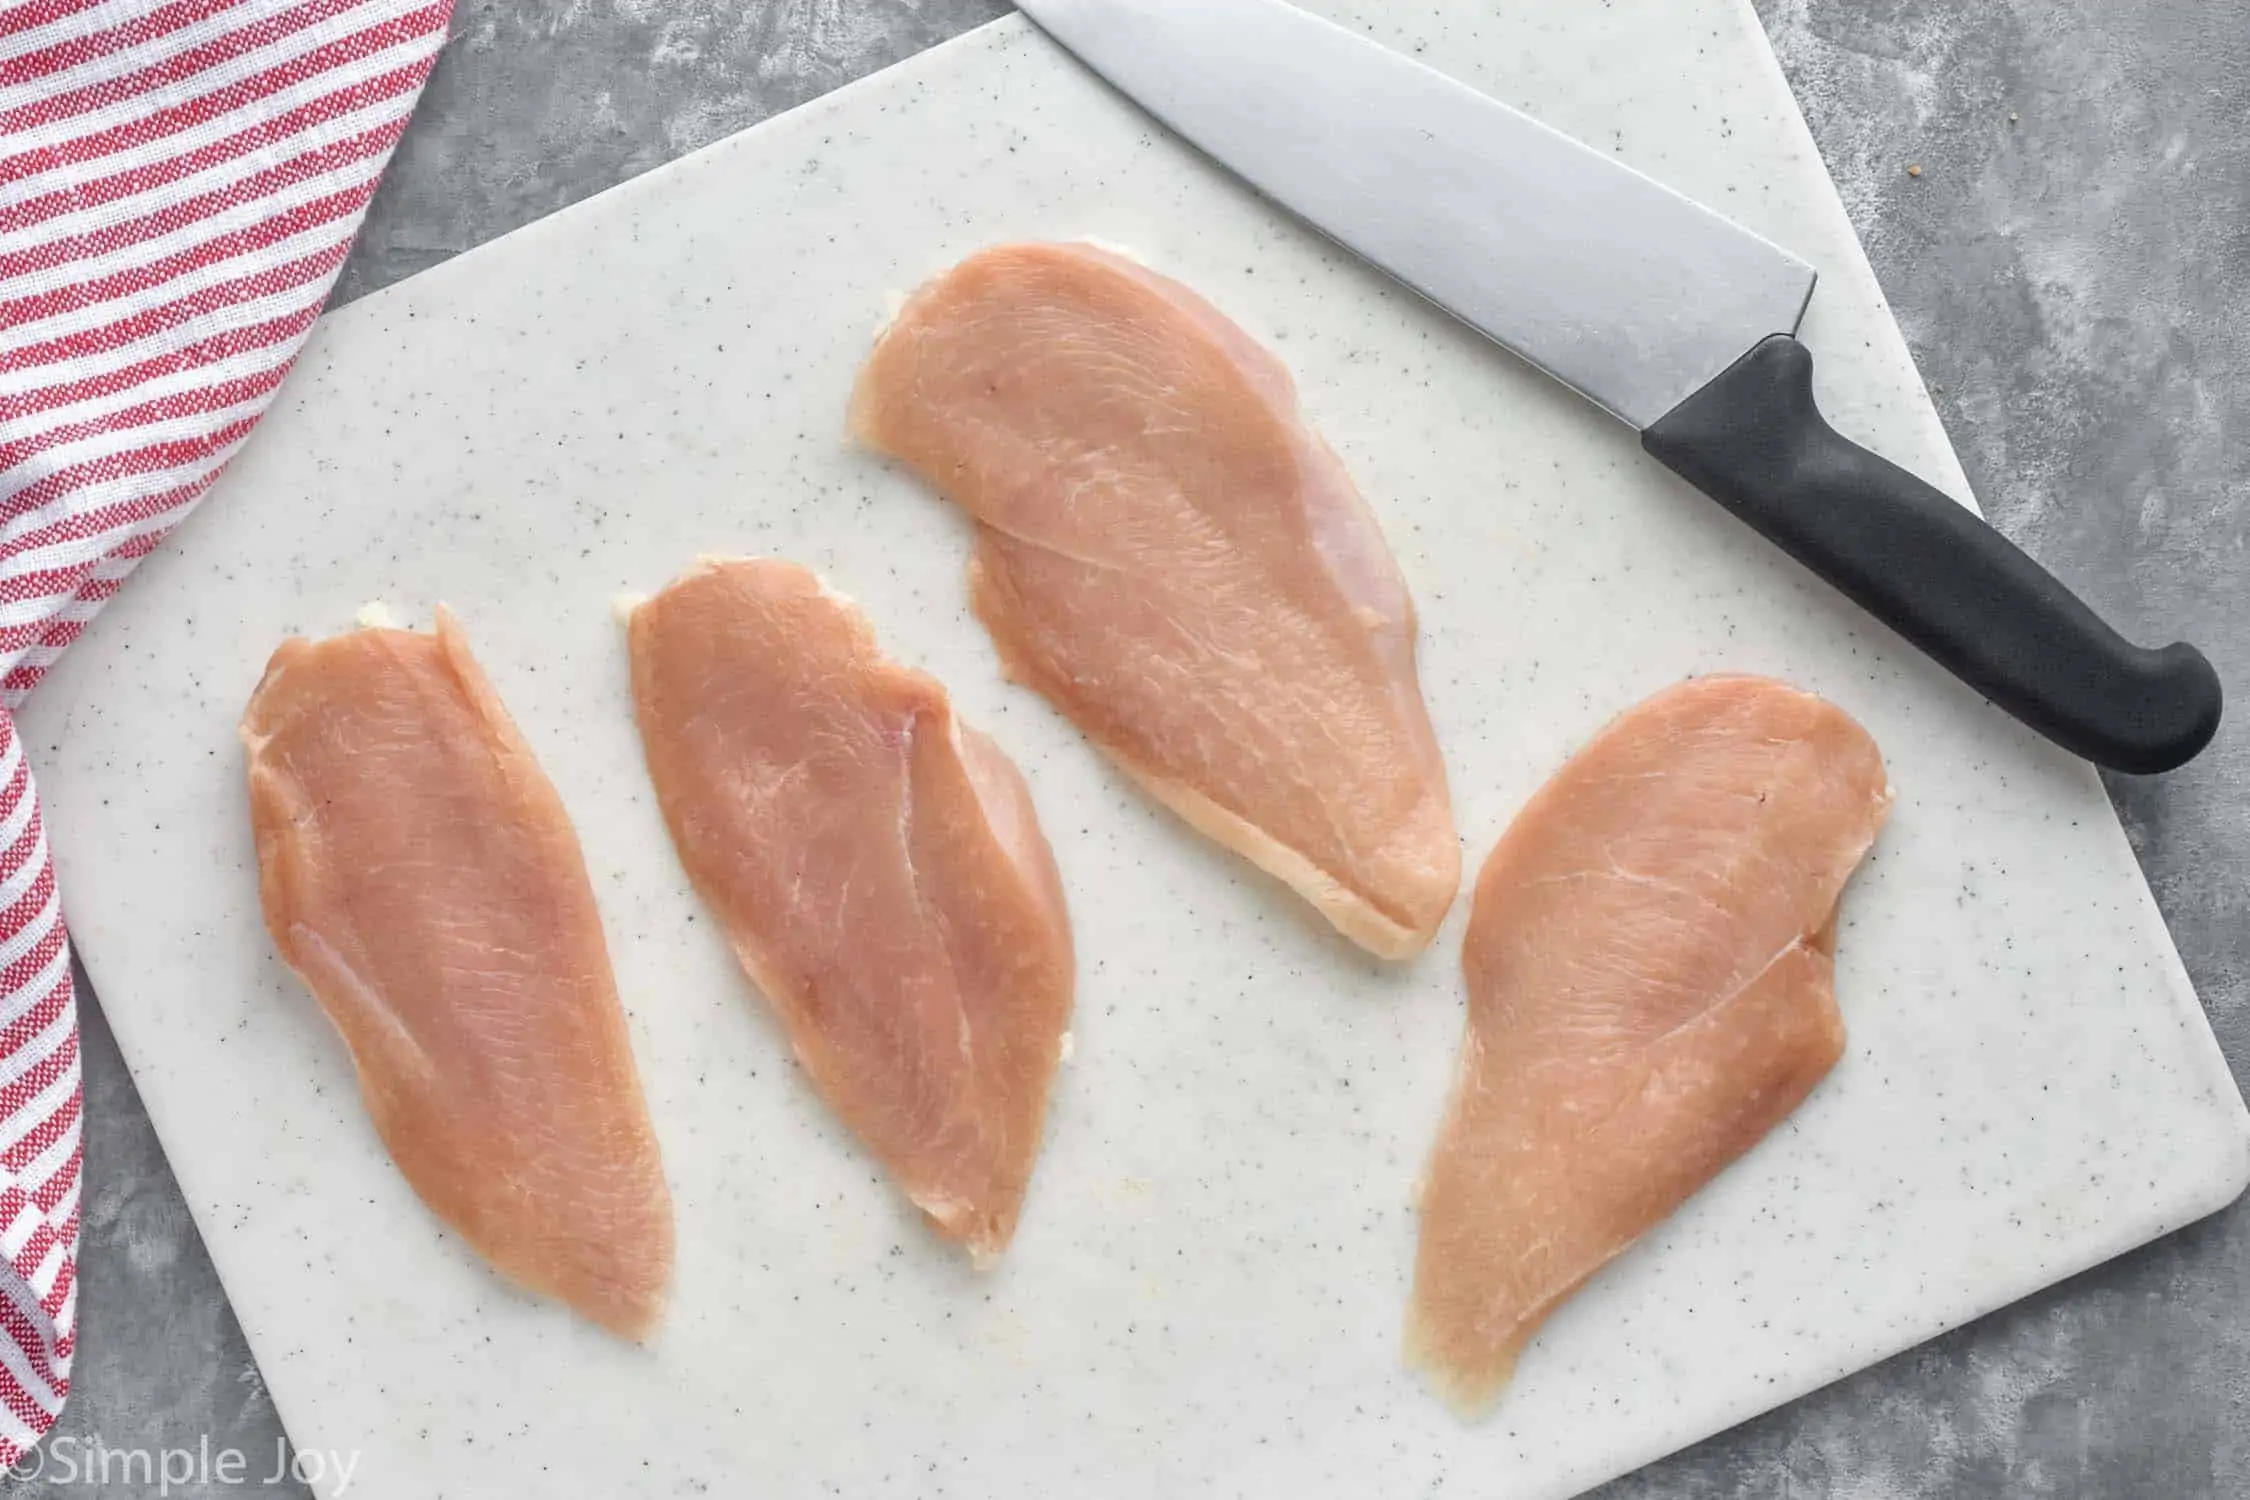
[0,0,450,1461]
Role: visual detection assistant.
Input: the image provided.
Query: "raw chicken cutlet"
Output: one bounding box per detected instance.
[851,242,1459,958]
[241,609,673,1340]
[1407,675,1891,1411]
[627,559,1074,1264]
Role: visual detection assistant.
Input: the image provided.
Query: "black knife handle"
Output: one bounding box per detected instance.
[1642,335,2221,774]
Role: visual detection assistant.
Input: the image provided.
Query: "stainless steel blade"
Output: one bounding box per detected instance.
[1016,0,1819,429]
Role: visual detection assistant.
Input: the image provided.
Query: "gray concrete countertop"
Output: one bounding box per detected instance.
[15,2,2246,1495]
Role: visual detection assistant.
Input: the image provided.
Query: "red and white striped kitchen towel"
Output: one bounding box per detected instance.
[0,0,451,1461]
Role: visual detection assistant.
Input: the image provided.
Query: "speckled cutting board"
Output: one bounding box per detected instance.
[19,2,2249,1497]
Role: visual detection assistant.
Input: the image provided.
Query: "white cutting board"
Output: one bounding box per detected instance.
[22,3,2249,1497]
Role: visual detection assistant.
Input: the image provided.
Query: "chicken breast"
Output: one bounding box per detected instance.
[241,609,673,1340]
[627,558,1074,1264]
[851,243,1459,958]
[1407,676,1891,1411]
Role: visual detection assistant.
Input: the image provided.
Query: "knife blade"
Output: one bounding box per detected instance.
[1015,0,2222,773]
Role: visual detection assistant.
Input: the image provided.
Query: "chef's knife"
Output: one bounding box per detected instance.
[1014,0,2222,773]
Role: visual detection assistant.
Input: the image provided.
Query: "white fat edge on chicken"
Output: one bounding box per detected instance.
[871,239,1144,344]
[872,289,913,342]
[354,600,400,630]
[807,571,862,613]
[613,557,864,629]
[1076,236,1149,265]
